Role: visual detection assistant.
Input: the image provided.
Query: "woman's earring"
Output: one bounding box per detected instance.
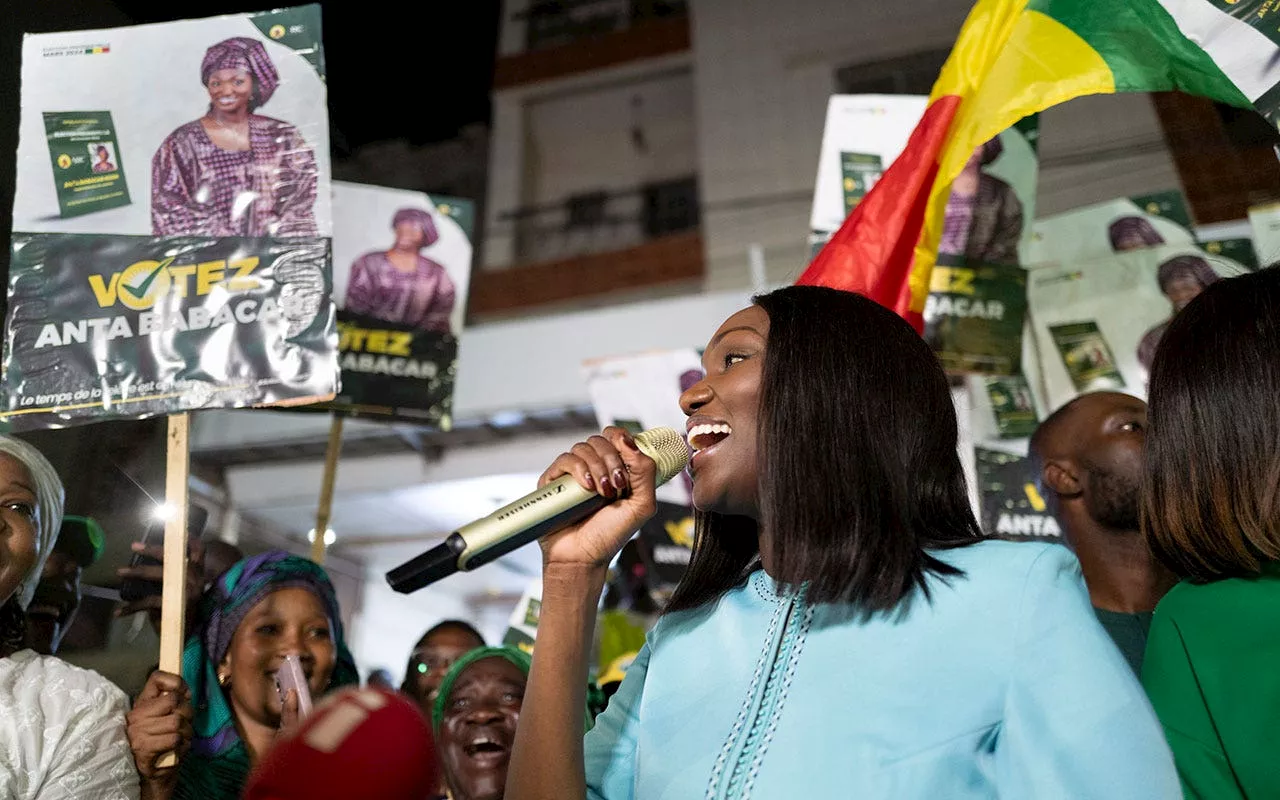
[218,671,230,688]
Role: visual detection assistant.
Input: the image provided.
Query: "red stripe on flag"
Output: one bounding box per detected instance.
[797,95,962,333]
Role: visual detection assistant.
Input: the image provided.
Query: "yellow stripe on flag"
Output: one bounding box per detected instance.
[907,3,1116,314]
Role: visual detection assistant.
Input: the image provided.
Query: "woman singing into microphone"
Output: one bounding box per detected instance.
[506,286,1177,799]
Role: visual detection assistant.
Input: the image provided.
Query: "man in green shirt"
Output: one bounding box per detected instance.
[1029,392,1177,675]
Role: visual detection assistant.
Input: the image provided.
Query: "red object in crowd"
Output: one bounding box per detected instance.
[243,688,441,800]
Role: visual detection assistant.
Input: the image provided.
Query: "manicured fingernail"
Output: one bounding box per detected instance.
[612,468,627,491]
[584,472,595,490]
[598,475,613,495]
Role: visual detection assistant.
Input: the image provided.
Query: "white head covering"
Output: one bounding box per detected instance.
[0,436,65,609]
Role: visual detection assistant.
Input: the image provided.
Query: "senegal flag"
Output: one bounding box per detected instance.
[798,0,1280,331]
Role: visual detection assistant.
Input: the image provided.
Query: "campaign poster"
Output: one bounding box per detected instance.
[2,235,336,431]
[1248,201,1280,265]
[501,580,542,655]
[808,95,929,256]
[975,447,1062,543]
[14,6,331,238]
[1024,190,1196,266]
[6,7,337,428]
[583,348,703,507]
[636,501,695,599]
[980,374,1040,440]
[1027,243,1252,412]
[923,117,1039,375]
[325,181,474,427]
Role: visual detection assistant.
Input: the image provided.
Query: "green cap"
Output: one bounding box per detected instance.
[431,646,531,732]
[56,516,105,567]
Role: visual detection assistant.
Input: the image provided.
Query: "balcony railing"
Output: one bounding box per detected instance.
[515,0,688,52]
[501,176,699,264]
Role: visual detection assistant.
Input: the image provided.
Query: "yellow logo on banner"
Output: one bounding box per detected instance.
[89,256,262,310]
[930,266,976,296]
[269,24,286,39]
[56,154,71,169]
[665,516,695,548]
[1023,482,1047,513]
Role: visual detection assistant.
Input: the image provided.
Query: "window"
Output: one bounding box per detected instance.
[835,48,951,96]
[642,176,699,237]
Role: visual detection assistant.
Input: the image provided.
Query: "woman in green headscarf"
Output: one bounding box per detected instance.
[126,551,358,800]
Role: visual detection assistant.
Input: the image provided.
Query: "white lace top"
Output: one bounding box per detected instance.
[0,650,139,799]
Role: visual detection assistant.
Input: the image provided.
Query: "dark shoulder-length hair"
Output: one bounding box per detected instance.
[665,285,983,614]
[1143,266,1280,580]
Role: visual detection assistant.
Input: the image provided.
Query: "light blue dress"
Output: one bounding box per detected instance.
[584,540,1179,799]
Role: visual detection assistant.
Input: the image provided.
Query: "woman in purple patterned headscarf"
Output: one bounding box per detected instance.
[938,135,1023,267]
[151,36,318,238]
[1137,254,1221,370]
[343,208,457,332]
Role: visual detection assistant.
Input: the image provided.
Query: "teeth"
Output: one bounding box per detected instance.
[687,423,732,450]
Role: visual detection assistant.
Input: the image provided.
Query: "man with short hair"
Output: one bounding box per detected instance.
[24,515,104,655]
[1028,392,1176,675]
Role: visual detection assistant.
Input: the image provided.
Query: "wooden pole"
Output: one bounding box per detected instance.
[157,413,190,769]
[312,414,344,564]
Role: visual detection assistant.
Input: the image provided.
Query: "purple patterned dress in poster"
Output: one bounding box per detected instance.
[150,115,318,238]
[344,252,456,333]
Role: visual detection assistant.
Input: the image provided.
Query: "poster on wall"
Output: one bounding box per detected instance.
[583,348,703,506]
[1027,243,1252,412]
[923,117,1039,375]
[808,95,929,257]
[322,181,474,427]
[1024,190,1195,266]
[4,7,337,430]
[13,6,332,239]
[1248,201,1280,265]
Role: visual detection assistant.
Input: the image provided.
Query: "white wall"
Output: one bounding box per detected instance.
[351,578,476,685]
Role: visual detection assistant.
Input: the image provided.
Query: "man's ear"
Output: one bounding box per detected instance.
[1042,459,1083,499]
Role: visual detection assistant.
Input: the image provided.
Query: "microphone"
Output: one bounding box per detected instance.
[387,427,690,593]
[243,688,440,800]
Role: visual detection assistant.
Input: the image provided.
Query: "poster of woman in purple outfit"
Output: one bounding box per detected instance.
[344,208,457,333]
[151,36,318,238]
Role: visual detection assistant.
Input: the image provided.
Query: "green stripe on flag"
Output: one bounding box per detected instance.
[1030,0,1251,106]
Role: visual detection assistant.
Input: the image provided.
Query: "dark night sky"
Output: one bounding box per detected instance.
[1,0,501,262]
[3,0,502,152]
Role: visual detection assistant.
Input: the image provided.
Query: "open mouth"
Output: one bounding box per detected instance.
[463,734,509,759]
[687,422,731,453]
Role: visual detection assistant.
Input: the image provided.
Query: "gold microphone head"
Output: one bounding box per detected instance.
[634,427,691,485]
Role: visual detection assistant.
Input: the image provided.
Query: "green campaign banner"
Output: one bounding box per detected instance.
[2,234,337,431]
[983,375,1039,439]
[839,152,883,215]
[42,111,131,218]
[1048,321,1127,394]
[318,311,457,426]
[923,116,1039,375]
[324,182,474,427]
[923,262,1028,375]
[975,447,1062,543]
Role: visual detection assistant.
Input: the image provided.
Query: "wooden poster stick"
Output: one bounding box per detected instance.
[157,412,191,769]
[312,414,345,564]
